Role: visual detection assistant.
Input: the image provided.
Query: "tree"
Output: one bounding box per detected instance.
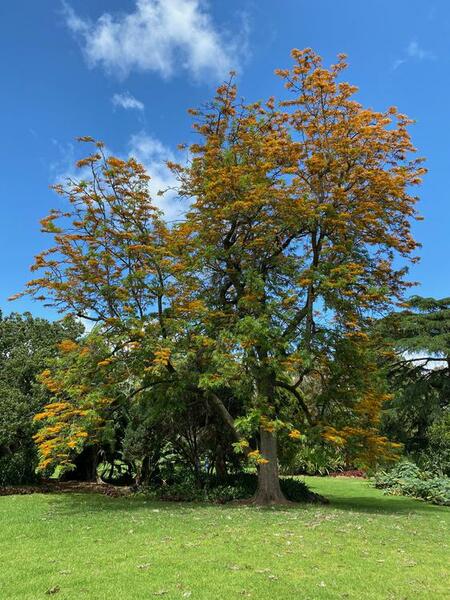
[378,296,450,466]
[17,49,425,504]
[382,296,450,361]
[172,49,424,502]
[0,311,82,484]
[14,142,236,481]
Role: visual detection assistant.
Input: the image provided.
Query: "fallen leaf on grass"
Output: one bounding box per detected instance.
[45,586,60,595]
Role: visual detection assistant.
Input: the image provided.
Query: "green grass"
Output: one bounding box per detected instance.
[1,477,448,599]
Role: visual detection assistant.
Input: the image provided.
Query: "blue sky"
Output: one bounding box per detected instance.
[1,0,449,318]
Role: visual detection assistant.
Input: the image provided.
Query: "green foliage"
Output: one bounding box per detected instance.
[0,446,37,486]
[378,296,450,472]
[374,460,450,506]
[0,312,82,485]
[419,412,450,476]
[382,296,450,356]
[143,471,319,504]
[280,443,346,476]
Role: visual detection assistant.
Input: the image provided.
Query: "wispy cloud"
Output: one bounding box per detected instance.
[406,41,435,61]
[392,40,436,70]
[62,0,245,81]
[48,139,76,183]
[112,91,144,111]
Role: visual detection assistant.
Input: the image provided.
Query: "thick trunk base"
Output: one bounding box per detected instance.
[252,428,289,506]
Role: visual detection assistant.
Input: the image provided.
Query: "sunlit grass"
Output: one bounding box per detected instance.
[1,477,448,599]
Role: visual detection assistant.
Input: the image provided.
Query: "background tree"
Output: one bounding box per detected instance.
[0,311,82,484]
[378,296,450,473]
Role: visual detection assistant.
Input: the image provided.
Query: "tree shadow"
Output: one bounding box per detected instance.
[321,494,449,515]
[301,478,449,515]
[42,491,262,518]
[28,479,449,518]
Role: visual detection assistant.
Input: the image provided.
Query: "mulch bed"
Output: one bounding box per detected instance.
[0,481,132,497]
[328,470,366,478]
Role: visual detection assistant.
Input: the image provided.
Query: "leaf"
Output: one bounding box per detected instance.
[45,587,60,595]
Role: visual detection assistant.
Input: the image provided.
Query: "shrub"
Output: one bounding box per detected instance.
[280,443,347,476]
[417,413,450,476]
[0,447,39,486]
[373,460,450,506]
[141,471,324,504]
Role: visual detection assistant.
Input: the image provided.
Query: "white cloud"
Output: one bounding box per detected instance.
[62,0,244,81]
[392,40,435,70]
[49,132,188,222]
[112,91,144,111]
[406,41,435,61]
[403,351,447,371]
[127,132,188,221]
[392,58,406,71]
[48,139,76,183]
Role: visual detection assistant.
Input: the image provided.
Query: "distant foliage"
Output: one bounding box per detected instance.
[374,461,450,506]
[419,412,450,476]
[329,470,366,478]
[280,442,347,476]
[378,296,450,473]
[0,312,82,485]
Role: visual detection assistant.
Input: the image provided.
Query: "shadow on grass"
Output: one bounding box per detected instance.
[301,478,449,515]
[39,485,449,518]
[321,493,449,515]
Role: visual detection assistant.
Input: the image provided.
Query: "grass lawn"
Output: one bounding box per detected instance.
[0,477,448,599]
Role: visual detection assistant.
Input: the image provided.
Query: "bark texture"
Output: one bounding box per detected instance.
[253,428,288,505]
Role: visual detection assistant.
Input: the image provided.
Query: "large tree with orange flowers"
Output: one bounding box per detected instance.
[18,49,425,504]
[171,48,424,502]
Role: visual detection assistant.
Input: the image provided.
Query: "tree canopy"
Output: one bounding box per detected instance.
[15,49,425,503]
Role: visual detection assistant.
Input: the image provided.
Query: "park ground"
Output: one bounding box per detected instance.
[0,477,448,600]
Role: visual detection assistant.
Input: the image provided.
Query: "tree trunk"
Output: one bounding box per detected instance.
[61,446,98,482]
[207,390,288,504]
[253,428,288,505]
[214,444,228,481]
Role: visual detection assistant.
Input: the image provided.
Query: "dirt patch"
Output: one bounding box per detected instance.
[0,481,132,497]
